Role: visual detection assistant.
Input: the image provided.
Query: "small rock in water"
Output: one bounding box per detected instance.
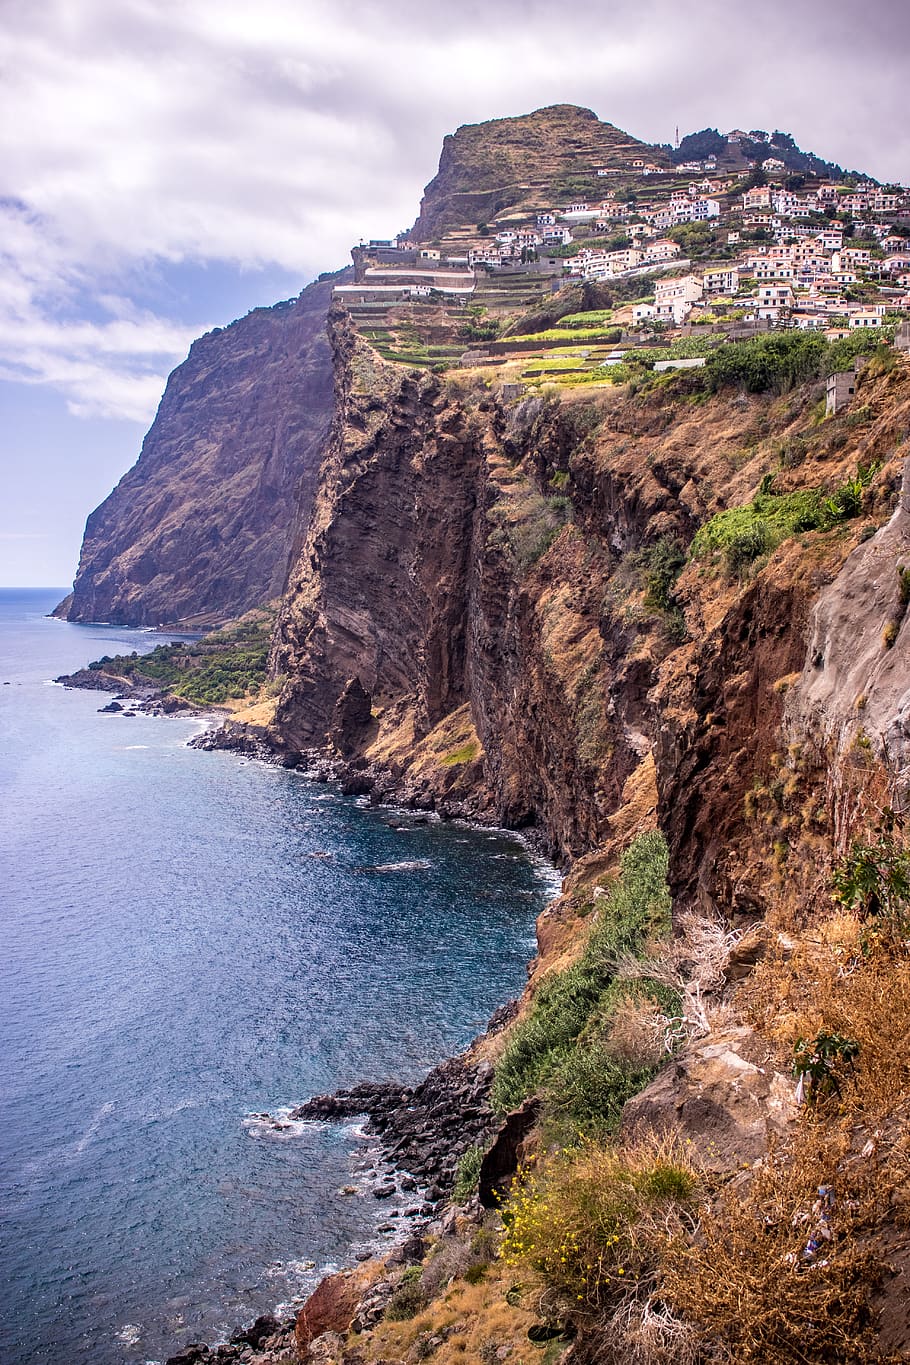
[338,1185,358,1196]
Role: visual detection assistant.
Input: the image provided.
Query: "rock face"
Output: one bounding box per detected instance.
[59,273,344,627]
[621,1026,798,1169]
[269,318,910,889]
[410,104,664,242]
[786,454,910,774]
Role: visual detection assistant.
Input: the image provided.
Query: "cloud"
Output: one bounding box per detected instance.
[0,0,907,421]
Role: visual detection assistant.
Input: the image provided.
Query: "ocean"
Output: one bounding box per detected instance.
[0,588,558,1364]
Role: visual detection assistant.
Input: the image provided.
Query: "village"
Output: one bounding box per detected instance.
[331,132,910,386]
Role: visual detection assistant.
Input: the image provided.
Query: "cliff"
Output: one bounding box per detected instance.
[257,329,910,1365]
[262,321,910,898]
[61,104,910,1361]
[58,273,344,627]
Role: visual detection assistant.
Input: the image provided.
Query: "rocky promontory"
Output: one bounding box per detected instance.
[57,272,346,628]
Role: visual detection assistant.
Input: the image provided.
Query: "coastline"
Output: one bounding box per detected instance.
[55,661,561,1365]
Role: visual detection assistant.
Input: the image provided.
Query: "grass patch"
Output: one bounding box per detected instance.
[441,740,480,766]
[502,1138,698,1311]
[491,832,672,1117]
[691,467,876,575]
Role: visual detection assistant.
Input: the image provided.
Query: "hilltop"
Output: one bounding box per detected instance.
[410,104,665,241]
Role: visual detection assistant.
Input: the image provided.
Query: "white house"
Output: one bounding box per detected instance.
[703,266,740,294]
[645,238,682,263]
[541,225,573,245]
[755,283,794,318]
[655,274,704,324]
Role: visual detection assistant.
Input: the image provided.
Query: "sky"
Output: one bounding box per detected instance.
[1,0,908,586]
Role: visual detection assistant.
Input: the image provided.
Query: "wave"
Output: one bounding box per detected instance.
[365,859,432,874]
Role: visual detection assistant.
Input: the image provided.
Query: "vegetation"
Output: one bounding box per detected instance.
[88,613,274,705]
[502,1139,698,1311]
[452,1145,485,1202]
[691,465,876,575]
[491,832,673,1126]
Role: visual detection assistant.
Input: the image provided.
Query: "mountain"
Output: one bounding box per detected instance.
[410,103,668,241]
[57,273,343,627]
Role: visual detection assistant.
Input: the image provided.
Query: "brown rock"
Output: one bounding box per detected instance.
[295,1271,365,1358]
[59,273,345,627]
[621,1026,797,1169]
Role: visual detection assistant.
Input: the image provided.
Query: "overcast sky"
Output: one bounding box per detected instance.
[1,0,908,585]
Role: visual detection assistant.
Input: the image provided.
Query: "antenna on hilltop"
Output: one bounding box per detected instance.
[675,125,680,148]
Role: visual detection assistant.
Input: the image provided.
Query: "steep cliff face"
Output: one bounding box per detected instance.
[267,317,910,903]
[60,273,344,627]
[410,104,664,242]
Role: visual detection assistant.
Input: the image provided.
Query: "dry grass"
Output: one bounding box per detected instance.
[614,909,747,1046]
[661,1122,895,1363]
[501,1135,698,1313]
[742,920,910,1122]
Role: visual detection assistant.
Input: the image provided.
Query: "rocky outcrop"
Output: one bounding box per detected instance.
[410,104,665,242]
[59,273,346,627]
[786,454,910,779]
[621,1026,798,1169]
[292,1053,499,1195]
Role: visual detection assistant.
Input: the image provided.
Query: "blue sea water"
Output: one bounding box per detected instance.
[0,588,558,1364]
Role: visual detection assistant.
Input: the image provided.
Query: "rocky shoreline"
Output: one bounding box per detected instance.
[58,663,551,1365]
[163,1007,520,1365]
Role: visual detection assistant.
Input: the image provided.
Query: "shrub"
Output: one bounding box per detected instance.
[691,468,876,578]
[662,1124,886,1362]
[832,813,910,929]
[703,331,828,394]
[542,1043,655,1138]
[452,1144,485,1202]
[792,1030,860,1102]
[502,1139,698,1311]
[491,832,671,1114]
[642,537,686,613]
[385,1267,427,1321]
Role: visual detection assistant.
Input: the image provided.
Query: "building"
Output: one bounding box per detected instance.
[755,283,794,319]
[743,186,773,212]
[645,238,682,263]
[703,266,740,294]
[826,358,868,414]
[655,274,704,324]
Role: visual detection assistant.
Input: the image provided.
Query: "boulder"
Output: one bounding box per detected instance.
[621,1026,797,1168]
[295,1271,366,1357]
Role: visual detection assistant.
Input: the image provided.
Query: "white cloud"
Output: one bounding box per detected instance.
[0,0,907,421]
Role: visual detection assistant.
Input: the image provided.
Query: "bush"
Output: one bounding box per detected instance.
[452,1145,485,1202]
[491,832,671,1114]
[662,1125,885,1362]
[643,537,686,613]
[502,1140,698,1310]
[385,1267,427,1321]
[542,1043,655,1137]
[692,469,875,577]
[704,331,828,394]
